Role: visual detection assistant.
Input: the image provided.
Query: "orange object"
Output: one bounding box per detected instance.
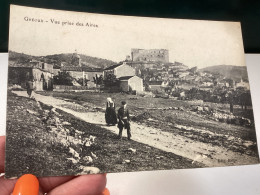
[102,188,110,195]
[12,174,39,195]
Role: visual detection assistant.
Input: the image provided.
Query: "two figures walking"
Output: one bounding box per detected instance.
[105,98,131,140]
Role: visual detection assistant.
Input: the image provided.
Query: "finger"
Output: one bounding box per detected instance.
[0,175,17,195]
[0,174,44,195]
[48,174,107,195]
[12,174,41,195]
[0,136,5,173]
[38,175,75,192]
[0,175,76,195]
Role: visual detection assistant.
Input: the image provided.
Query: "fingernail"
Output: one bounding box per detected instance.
[102,188,110,195]
[12,174,39,195]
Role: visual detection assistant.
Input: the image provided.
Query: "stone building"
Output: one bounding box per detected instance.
[103,62,135,79]
[54,50,103,88]
[8,60,53,91]
[104,62,143,92]
[57,66,103,88]
[131,48,169,63]
[148,81,164,92]
[236,79,250,90]
[119,76,143,92]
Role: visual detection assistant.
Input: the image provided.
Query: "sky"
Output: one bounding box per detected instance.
[9,5,246,68]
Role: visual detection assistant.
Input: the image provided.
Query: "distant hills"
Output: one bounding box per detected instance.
[43,53,116,69]
[8,51,250,82]
[9,51,33,62]
[199,65,249,82]
[9,51,116,69]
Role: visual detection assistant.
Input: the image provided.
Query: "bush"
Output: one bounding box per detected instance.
[53,71,73,86]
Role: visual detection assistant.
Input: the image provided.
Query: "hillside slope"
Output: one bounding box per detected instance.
[9,51,116,69]
[43,53,116,69]
[200,65,249,82]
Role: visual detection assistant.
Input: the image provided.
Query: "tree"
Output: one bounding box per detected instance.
[144,81,150,91]
[103,74,118,87]
[93,74,103,85]
[76,78,89,86]
[53,71,73,85]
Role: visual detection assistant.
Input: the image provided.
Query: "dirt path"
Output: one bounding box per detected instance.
[12,91,259,167]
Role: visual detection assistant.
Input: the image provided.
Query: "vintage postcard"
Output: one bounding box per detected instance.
[5,5,259,178]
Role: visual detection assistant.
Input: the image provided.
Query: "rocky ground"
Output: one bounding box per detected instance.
[9,90,259,168]
[44,91,259,157]
[5,91,201,178]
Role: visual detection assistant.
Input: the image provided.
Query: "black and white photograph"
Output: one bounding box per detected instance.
[5,5,259,178]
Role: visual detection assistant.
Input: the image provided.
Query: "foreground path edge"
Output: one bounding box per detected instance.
[12,91,259,167]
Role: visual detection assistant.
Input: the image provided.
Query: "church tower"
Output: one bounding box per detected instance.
[71,49,81,67]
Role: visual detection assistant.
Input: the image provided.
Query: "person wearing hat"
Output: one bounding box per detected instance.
[105,97,117,126]
[117,101,131,140]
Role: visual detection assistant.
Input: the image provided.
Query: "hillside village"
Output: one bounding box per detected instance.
[8,49,251,107]
[6,49,258,175]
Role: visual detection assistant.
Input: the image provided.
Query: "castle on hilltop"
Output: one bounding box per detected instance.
[131,49,169,63]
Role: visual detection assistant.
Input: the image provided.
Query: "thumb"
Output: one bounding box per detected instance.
[12,174,43,195]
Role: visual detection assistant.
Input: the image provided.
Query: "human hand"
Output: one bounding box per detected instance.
[0,136,109,195]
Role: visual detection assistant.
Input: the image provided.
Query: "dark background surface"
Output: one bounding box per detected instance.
[0,0,260,53]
